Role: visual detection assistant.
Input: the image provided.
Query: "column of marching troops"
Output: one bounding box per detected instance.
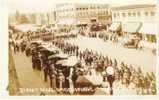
[52,38,156,95]
[9,30,156,95]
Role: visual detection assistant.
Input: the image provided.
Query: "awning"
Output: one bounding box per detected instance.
[109,22,120,31]
[56,56,79,66]
[77,20,88,25]
[122,22,141,33]
[139,23,158,35]
[57,19,77,25]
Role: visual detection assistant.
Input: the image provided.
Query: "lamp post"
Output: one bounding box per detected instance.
[106,66,115,95]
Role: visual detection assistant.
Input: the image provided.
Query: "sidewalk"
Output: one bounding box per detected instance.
[13,52,56,95]
[8,49,20,95]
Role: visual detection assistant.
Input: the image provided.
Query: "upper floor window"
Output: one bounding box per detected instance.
[117,13,119,17]
[150,11,155,16]
[128,12,131,16]
[122,13,126,17]
[132,12,136,16]
[137,12,141,16]
[144,11,148,16]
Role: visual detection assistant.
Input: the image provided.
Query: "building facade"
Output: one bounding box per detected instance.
[35,10,56,26]
[110,4,158,49]
[111,4,157,23]
[55,3,111,26]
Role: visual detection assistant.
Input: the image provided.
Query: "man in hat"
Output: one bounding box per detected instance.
[43,59,50,82]
[31,50,36,69]
[58,70,65,93]
[49,61,57,89]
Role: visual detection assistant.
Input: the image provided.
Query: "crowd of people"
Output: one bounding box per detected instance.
[51,38,156,95]
[79,28,143,50]
[9,26,156,95]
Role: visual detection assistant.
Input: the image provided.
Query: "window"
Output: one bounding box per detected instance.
[150,11,155,16]
[122,13,126,17]
[137,12,141,16]
[146,34,156,42]
[114,13,116,18]
[133,12,136,16]
[105,11,108,15]
[128,12,131,16]
[144,11,148,16]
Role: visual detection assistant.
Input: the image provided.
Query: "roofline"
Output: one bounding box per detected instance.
[111,4,156,10]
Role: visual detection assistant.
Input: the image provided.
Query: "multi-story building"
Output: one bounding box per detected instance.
[55,3,111,28]
[75,3,111,25]
[8,13,17,25]
[55,3,76,26]
[109,4,158,49]
[35,10,56,26]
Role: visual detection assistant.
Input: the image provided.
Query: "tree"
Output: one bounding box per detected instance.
[30,13,36,24]
[19,14,29,24]
[15,10,20,23]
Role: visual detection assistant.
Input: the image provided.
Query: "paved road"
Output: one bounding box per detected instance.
[13,52,56,95]
[66,35,156,73]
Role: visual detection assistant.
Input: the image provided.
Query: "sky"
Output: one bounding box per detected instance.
[6,0,157,14]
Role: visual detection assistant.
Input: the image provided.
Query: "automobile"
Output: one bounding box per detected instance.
[123,39,140,49]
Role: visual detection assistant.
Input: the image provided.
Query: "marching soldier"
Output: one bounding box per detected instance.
[49,60,57,89]
[31,50,36,69]
[36,52,42,70]
[43,59,50,82]
[58,70,65,93]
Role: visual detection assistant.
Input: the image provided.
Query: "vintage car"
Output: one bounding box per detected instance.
[123,39,140,49]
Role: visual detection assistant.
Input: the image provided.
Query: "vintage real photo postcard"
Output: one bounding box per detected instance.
[6,0,158,96]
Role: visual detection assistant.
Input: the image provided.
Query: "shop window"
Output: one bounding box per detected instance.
[105,11,108,15]
[146,34,156,42]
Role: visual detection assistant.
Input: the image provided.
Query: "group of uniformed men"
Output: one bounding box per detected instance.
[9,28,156,95]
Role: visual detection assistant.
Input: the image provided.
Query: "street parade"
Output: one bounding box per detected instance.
[7,1,158,96]
[9,25,156,95]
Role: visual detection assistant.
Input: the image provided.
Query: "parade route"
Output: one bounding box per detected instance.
[6,0,158,96]
[13,52,56,95]
[66,35,156,73]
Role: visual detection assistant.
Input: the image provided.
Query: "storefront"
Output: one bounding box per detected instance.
[121,22,142,39]
[121,22,142,34]
[117,22,142,44]
[138,23,158,49]
[57,19,77,32]
[139,23,157,42]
